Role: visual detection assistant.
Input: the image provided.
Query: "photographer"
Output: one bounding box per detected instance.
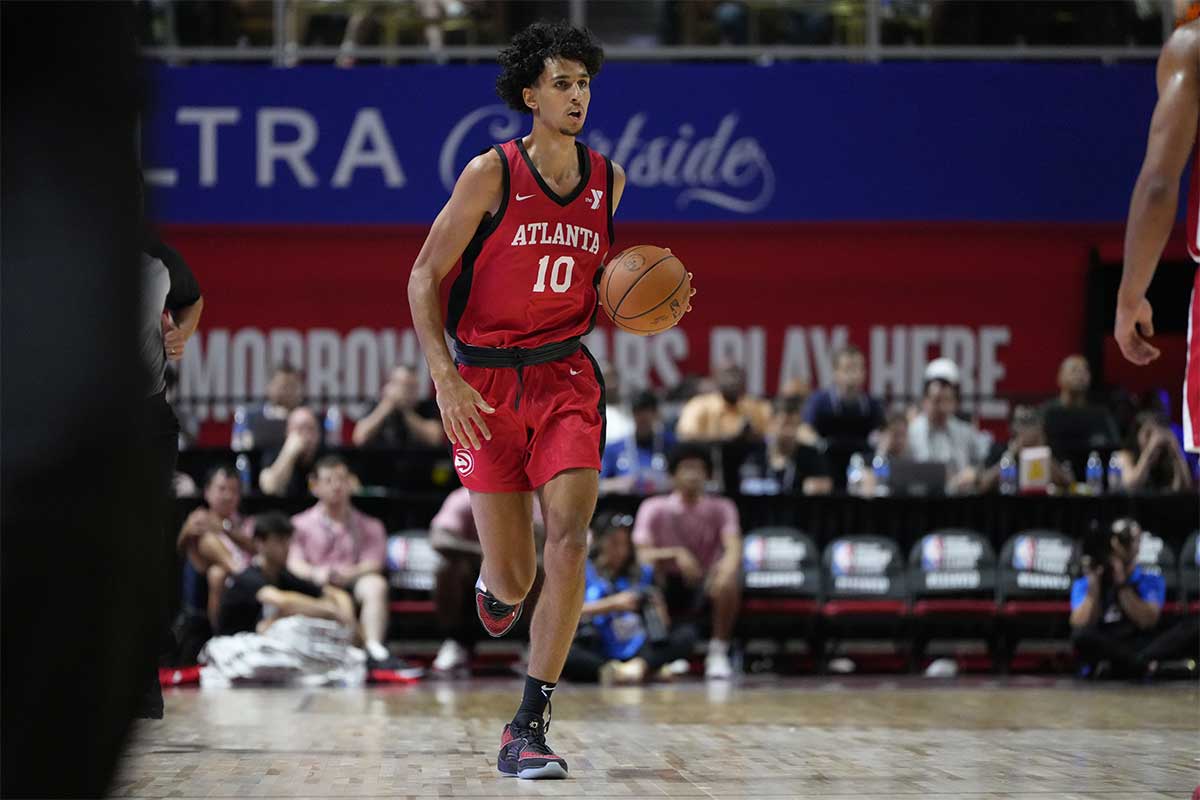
[562,513,697,685]
[1070,519,1199,679]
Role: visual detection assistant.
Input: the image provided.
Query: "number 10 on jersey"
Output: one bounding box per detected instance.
[532,255,575,293]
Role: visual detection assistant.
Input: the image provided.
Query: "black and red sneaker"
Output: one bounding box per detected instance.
[497,715,568,779]
[475,575,523,638]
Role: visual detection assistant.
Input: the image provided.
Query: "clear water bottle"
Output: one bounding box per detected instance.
[846,453,867,497]
[324,405,343,447]
[235,453,253,495]
[999,452,1018,495]
[1085,450,1104,495]
[231,405,253,451]
[1107,452,1123,493]
[871,454,890,496]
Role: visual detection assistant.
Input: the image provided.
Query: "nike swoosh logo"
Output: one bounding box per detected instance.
[569,368,582,375]
[516,193,535,201]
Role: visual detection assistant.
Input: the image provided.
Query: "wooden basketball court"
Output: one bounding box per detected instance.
[115,677,1198,798]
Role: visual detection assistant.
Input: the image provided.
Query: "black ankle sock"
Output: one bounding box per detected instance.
[514,674,555,726]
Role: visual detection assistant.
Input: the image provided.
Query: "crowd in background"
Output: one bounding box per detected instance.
[138,0,1166,61]
[165,345,1197,684]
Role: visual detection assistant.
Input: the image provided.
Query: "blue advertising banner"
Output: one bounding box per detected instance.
[143,61,1156,224]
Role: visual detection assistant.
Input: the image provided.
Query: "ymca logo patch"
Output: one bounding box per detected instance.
[589,188,604,210]
[454,449,475,477]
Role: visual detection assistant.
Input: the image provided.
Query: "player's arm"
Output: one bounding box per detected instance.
[1119,27,1200,365]
[612,161,627,213]
[407,152,502,451]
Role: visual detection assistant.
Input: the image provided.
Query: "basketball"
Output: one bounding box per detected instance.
[599,245,690,336]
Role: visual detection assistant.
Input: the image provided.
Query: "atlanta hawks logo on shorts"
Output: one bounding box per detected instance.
[454,448,475,477]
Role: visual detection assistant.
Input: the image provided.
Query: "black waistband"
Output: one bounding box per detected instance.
[453,337,582,369]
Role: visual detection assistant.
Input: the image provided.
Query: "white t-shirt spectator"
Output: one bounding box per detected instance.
[906,414,986,473]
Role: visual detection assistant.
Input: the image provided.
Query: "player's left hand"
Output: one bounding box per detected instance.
[163,312,187,362]
[1114,297,1161,365]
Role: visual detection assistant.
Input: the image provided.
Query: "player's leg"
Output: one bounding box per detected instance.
[495,468,595,780]
[470,491,537,635]
[495,352,604,779]
[472,491,537,603]
[528,468,598,681]
[1183,286,1200,454]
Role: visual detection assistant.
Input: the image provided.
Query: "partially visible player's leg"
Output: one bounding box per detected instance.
[1184,286,1200,454]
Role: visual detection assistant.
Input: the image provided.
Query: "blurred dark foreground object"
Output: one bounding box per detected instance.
[2,2,155,796]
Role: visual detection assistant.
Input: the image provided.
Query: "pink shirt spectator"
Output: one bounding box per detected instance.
[290,505,387,570]
[632,492,740,572]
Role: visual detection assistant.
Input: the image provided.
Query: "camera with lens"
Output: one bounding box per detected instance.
[634,585,669,644]
[1081,518,1138,577]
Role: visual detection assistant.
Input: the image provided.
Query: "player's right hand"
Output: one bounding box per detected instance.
[436,375,495,450]
[1114,296,1161,365]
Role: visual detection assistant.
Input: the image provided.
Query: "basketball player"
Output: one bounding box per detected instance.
[1119,5,1200,453]
[408,22,692,779]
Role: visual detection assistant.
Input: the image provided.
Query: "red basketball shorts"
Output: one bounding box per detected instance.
[451,349,606,492]
[1185,281,1200,453]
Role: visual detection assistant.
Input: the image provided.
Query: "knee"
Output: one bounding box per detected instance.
[544,513,589,561]
[487,562,536,606]
[206,565,229,590]
[360,571,387,594]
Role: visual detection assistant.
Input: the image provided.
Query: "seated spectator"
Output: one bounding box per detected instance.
[1042,355,1121,456]
[176,465,256,628]
[428,487,545,675]
[801,344,884,487]
[977,405,1072,493]
[874,408,911,462]
[746,396,832,495]
[259,406,323,498]
[217,512,356,636]
[600,390,676,496]
[352,364,443,449]
[1070,518,1199,679]
[288,456,416,673]
[907,359,986,493]
[676,364,771,443]
[563,512,698,685]
[633,444,742,680]
[1113,411,1194,492]
[601,360,634,443]
[244,363,304,453]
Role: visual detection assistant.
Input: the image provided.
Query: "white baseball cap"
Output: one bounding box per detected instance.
[924,357,960,386]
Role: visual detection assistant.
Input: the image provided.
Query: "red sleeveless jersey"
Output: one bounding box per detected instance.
[446,139,614,349]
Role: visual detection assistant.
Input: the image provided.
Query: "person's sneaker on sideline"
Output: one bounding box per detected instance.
[432,639,470,674]
[705,641,733,680]
[367,654,424,682]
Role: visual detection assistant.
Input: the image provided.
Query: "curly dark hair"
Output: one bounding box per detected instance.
[495,21,604,114]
